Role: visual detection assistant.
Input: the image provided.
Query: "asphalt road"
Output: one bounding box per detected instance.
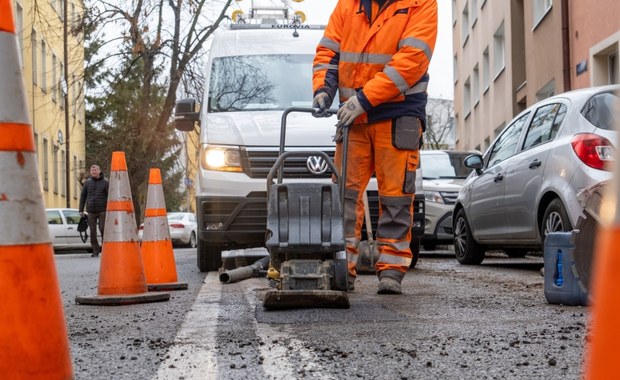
[54,247,589,379]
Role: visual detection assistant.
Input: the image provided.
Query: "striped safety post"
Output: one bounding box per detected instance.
[75,152,170,305]
[141,168,188,291]
[0,1,73,378]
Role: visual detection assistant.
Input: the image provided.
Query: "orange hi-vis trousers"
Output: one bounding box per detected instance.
[334,118,421,282]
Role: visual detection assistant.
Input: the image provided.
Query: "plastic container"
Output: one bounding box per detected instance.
[544,231,589,306]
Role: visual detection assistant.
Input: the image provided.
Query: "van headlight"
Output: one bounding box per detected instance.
[200,145,242,172]
[424,190,445,204]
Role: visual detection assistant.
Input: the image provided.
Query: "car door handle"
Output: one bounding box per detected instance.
[494,173,504,182]
[529,159,542,169]
[67,227,74,230]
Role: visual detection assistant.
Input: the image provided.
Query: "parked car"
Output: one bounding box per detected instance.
[139,212,197,248]
[453,84,619,265]
[420,150,475,250]
[47,208,101,252]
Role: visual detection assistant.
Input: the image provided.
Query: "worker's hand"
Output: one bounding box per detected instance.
[336,96,364,127]
[312,92,331,117]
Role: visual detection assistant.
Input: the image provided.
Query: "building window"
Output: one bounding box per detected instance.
[52,54,57,103]
[41,41,47,92]
[610,52,618,84]
[61,150,66,197]
[452,0,457,26]
[464,76,471,116]
[471,0,478,27]
[31,29,37,85]
[473,63,480,106]
[453,54,458,84]
[461,1,469,46]
[74,156,78,199]
[59,62,65,109]
[533,0,553,28]
[536,79,555,101]
[482,47,490,92]
[72,74,77,116]
[493,21,505,79]
[34,132,38,156]
[53,146,59,194]
[43,138,49,190]
[592,40,619,86]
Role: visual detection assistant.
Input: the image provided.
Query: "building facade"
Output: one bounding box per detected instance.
[452,0,618,152]
[12,0,86,209]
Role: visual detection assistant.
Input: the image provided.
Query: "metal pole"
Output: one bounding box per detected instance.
[63,0,71,207]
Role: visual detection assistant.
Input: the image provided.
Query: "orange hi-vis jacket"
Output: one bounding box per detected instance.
[313,0,438,126]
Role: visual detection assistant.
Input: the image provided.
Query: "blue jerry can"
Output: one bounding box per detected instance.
[544,231,589,306]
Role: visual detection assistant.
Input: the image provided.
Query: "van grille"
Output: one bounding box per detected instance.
[242,147,335,179]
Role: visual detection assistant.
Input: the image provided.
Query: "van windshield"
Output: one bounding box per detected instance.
[208,54,315,112]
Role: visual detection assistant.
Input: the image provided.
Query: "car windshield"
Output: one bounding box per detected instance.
[581,90,620,131]
[208,54,314,112]
[167,213,184,221]
[422,152,473,179]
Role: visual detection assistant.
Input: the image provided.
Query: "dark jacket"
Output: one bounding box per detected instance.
[79,173,109,213]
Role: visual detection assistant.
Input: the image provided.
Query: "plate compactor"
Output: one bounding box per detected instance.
[263,107,350,310]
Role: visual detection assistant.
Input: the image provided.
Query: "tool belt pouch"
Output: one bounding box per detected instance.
[392,116,421,150]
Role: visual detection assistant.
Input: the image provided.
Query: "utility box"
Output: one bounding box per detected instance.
[544,230,589,306]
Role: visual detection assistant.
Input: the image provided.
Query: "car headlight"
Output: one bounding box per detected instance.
[424,190,445,204]
[200,145,242,172]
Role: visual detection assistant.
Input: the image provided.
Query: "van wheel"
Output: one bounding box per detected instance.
[410,238,420,268]
[453,209,485,265]
[197,241,223,272]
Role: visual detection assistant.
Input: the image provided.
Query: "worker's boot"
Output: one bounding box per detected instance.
[377,277,402,295]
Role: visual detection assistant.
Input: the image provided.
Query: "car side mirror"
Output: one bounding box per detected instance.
[464,154,484,175]
[175,98,200,132]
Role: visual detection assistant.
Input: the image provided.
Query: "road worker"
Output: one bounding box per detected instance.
[313,0,438,294]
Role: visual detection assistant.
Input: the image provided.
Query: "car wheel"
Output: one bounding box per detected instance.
[197,240,223,272]
[188,232,197,248]
[504,248,527,258]
[423,241,437,251]
[541,198,573,245]
[453,209,485,265]
[410,238,420,268]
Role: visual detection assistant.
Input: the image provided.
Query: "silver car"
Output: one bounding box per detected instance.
[47,208,101,252]
[139,212,198,248]
[453,85,619,264]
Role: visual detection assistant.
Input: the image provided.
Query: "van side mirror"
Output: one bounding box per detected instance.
[464,154,484,175]
[175,98,200,132]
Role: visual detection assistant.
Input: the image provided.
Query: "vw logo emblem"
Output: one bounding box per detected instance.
[306,156,329,175]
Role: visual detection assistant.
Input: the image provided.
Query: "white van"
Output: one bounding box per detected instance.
[175,20,424,272]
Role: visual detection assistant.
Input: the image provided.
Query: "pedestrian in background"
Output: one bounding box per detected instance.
[79,164,109,257]
[312,0,438,294]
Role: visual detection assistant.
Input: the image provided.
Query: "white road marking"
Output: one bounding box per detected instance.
[153,273,221,380]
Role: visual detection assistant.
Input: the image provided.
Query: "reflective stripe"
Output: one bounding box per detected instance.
[142,215,172,242]
[398,37,432,61]
[377,253,412,266]
[0,151,50,245]
[102,210,139,243]
[404,81,429,95]
[319,36,340,52]
[378,240,411,252]
[0,33,30,125]
[384,65,410,93]
[107,200,134,212]
[107,170,133,204]
[0,123,35,151]
[313,63,339,72]
[340,51,391,65]
[145,181,165,210]
[347,251,359,265]
[380,195,413,206]
[145,208,167,217]
[0,2,15,33]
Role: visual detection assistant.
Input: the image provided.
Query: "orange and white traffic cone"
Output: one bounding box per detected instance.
[0,3,73,378]
[76,152,170,305]
[584,120,620,378]
[142,168,188,291]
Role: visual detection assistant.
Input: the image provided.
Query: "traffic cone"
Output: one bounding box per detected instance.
[75,152,170,305]
[0,4,73,378]
[584,120,620,378]
[142,168,188,291]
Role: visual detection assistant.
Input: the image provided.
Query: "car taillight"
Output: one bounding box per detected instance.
[571,133,614,171]
[169,223,185,229]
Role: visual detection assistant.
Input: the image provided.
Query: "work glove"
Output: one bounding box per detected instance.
[312,92,331,117]
[336,95,364,127]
